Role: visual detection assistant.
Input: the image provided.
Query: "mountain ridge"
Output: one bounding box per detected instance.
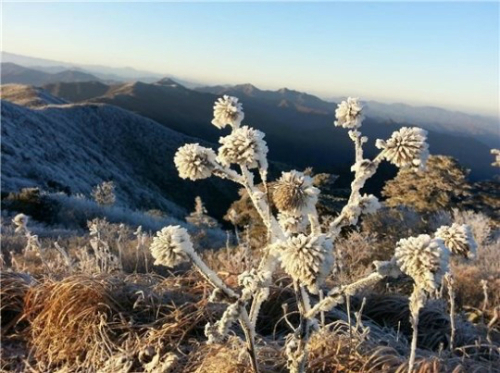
[47,79,496,182]
[1,86,238,218]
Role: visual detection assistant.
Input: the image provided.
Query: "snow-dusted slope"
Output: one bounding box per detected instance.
[1,87,237,218]
[1,84,69,108]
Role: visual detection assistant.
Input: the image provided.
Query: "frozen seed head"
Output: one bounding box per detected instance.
[376,127,429,171]
[280,234,334,294]
[150,226,194,268]
[273,170,319,213]
[217,125,268,169]
[435,223,477,260]
[12,213,28,233]
[174,143,217,181]
[334,97,364,129]
[395,234,449,293]
[212,95,244,129]
[491,149,500,167]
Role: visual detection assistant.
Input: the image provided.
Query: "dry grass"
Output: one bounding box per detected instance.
[1,212,499,372]
[22,275,127,369]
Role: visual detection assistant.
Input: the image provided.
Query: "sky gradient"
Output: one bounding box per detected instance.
[2,2,499,116]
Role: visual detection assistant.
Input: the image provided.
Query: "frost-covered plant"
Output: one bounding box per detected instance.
[395,234,449,371]
[280,233,334,294]
[92,181,116,206]
[334,97,363,129]
[174,143,217,181]
[212,95,245,129]
[150,226,193,268]
[151,96,437,373]
[12,213,46,269]
[186,196,218,228]
[435,223,477,260]
[376,127,429,171]
[86,218,121,273]
[491,149,500,167]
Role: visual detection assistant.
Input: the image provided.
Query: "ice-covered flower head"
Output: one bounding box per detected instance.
[212,95,244,129]
[491,149,500,167]
[280,234,334,294]
[334,97,364,129]
[395,234,449,293]
[273,170,319,213]
[150,226,194,268]
[12,213,28,233]
[217,125,268,169]
[174,143,217,181]
[376,127,429,171]
[435,223,477,260]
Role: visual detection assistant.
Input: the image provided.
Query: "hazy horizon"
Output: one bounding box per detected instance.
[2,2,499,117]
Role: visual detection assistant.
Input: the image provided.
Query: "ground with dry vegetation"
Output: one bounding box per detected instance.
[1,204,499,373]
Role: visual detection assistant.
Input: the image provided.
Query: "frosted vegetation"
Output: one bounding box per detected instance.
[1,95,499,373]
[150,96,485,372]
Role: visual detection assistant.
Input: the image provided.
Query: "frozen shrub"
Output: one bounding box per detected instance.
[92,181,116,206]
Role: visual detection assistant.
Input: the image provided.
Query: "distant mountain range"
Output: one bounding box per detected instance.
[0,85,238,218]
[1,63,100,86]
[35,79,498,182]
[1,56,498,218]
[197,84,499,149]
[2,51,199,87]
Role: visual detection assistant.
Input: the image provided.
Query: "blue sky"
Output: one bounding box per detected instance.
[2,2,499,116]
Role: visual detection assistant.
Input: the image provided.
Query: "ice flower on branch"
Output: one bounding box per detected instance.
[217,126,268,171]
[394,234,449,293]
[273,171,319,213]
[212,95,244,129]
[174,143,217,181]
[280,234,334,294]
[376,127,429,171]
[12,213,28,233]
[491,149,500,167]
[150,226,194,268]
[334,97,364,129]
[435,223,477,260]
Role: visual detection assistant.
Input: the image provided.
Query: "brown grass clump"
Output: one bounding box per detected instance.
[22,275,126,369]
[184,337,285,373]
[307,327,403,372]
[0,272,34,334]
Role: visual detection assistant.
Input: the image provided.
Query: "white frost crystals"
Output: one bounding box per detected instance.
[394,234,449,293]
[212,95,245,129]
[217,125,268,170]
[150,226,194,268]
[376,127,429,171]
[174,143,217,181]
[280,234,334,294]
[435,223,477,260]
[334,97,364,129]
